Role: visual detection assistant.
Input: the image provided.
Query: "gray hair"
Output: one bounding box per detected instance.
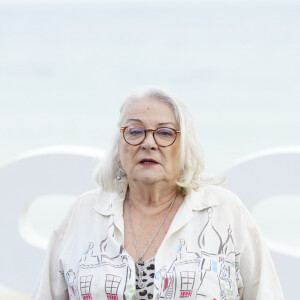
[94,87,209,196]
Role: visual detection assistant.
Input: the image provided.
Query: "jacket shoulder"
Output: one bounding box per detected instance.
[54,189,103,238]
[196,184,244,207]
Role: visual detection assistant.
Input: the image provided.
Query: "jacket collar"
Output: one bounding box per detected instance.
[94,185,220,245]
[94,185,220,216]
[94,190,124,217]
[162,186,220,240]
[94,189,125,235]
[188,185,220,211]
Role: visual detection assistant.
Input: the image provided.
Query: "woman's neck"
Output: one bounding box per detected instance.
[126,182,179,210]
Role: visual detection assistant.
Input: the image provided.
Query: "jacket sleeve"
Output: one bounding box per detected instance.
[239,207,284,299]
[31,211,71,300]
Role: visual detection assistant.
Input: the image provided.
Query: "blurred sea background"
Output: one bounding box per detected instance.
[0,0,299,297]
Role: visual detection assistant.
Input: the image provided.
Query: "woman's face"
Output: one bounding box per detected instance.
[118,98,180,188]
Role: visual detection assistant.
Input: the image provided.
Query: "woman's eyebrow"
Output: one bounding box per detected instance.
[158,122,177,127]
[126,118,143,123]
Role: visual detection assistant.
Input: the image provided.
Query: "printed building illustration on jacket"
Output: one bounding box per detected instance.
[64,208,240,300]
[155,208,240,300]
[64,222,133,300]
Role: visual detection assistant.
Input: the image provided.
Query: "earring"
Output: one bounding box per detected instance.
[114,163,127,195]
[116,165,126,183]
[116,166,126,181]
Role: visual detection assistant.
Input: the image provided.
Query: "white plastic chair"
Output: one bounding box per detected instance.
[222,147,300,300]
[0,146,102,296]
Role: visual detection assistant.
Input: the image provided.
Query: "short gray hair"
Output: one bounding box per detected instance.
[94,87,208,195]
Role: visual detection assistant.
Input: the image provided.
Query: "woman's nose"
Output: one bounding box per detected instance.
[141,131,158,149]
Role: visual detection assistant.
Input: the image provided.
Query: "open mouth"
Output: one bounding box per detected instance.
[139,159,159,165]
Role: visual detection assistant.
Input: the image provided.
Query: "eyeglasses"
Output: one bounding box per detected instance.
[120,126,180,147]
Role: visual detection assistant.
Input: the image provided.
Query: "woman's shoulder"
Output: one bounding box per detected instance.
[75,188,102,205]
[72,188,115,209]
[192,184,244,208]
[194,184,261,233]
[189,184,253,227]
[192,185,261,247]
[55,189,113,236]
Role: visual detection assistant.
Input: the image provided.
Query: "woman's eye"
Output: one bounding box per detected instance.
[128,127,143,135]
[156,128,174,137]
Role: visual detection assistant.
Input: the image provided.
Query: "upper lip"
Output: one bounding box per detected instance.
[139,158,159,163]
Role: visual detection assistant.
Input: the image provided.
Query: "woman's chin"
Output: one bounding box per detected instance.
[129,169,160,183]
[137,177,162,185]
[133,174,164,185]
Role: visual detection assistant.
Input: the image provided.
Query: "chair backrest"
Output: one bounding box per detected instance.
[222,147,300,300]
[0,146,102,295]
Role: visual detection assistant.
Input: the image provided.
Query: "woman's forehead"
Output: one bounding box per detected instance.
[122,98,177,125]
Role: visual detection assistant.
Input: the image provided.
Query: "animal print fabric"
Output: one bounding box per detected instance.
[135,258,155,299]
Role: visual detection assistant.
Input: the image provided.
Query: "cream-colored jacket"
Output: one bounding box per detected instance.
[32,185,284,300]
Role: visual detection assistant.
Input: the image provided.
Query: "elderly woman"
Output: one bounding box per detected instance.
[33,87,283,300]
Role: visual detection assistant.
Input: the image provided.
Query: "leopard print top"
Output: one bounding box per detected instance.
[135,258,155,299]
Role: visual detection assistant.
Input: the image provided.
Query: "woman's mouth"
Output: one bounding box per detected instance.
[139,159,159,165]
